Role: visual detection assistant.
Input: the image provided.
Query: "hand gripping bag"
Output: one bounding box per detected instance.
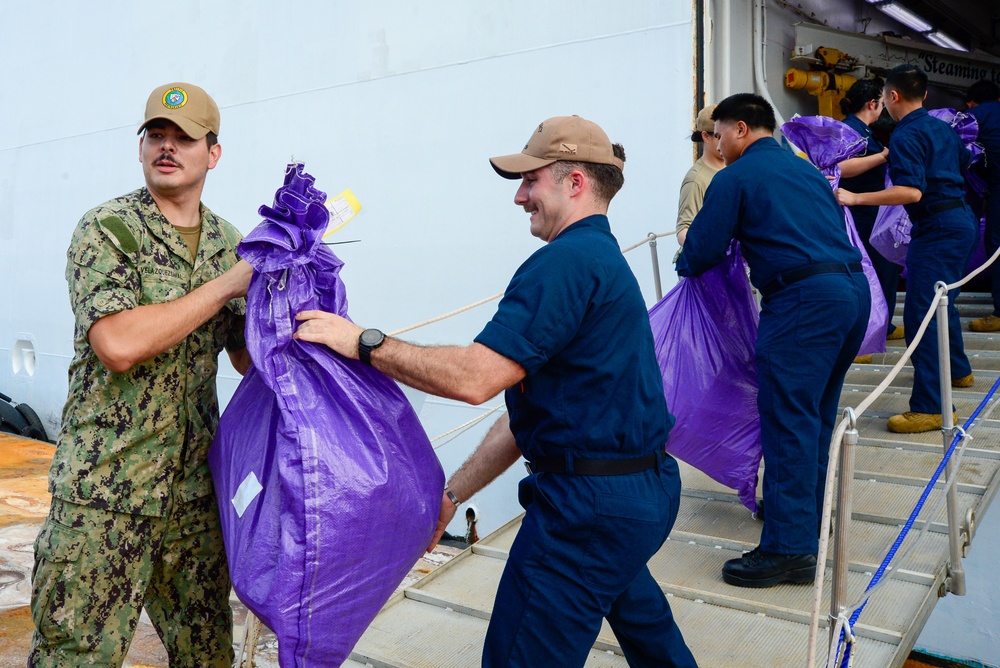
[781,115,888,354]
[651,242,761,511]
[209,163,444,666]
[870,108,985,267]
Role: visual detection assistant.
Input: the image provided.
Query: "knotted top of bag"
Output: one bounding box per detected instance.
[781,115,866,172]
[239,163,331,273]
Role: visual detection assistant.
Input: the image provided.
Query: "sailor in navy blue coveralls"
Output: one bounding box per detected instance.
[678,94,870,586]
[475,213,695,667]
[293,115,697,666]
[837,65,978,433]
[888,107,978,413]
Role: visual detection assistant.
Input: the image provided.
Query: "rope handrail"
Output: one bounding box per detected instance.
[808,241,1000,667]
[431,404,507,450]
[832,388,997,665]
[388,230,676,338]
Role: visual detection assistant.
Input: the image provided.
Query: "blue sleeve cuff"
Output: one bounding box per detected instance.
[475,320,547,375]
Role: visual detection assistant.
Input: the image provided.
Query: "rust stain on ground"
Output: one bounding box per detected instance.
[0,606,34,664]
[0,432,465,666]
[0,435,54,531]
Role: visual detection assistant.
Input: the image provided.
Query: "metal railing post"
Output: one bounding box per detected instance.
[934,281,966,596]
[648,233,663,301]
[829,407,857,651]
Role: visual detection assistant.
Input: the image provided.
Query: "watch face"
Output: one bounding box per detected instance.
[360,329,385,346]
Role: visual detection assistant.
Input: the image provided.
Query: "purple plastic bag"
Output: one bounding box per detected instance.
[871,109,984,267]
[781,116,888,353]
[652,243,761,511]
[209,163,444,666]
[869,169,910,266]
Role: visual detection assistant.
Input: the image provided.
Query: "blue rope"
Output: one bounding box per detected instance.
[837,374,1000,667]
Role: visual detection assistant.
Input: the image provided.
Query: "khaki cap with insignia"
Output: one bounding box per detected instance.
[137,82,220,140]
[490,115,623,179]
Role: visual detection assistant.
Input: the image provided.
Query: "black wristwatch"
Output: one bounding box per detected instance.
[358,328,386,365]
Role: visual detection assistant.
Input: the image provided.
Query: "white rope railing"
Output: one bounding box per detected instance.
[387,229,676,339]
[807,241,1000,668]
[389,292,505,337]
[431,404,507,450]
[621,229,677,254]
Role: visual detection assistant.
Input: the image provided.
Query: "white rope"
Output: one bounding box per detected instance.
[389,230,677,337]
[431,405,507,450]
[839,399,994,618]
[947,242,1000,292]
[620,230,677,254]
[806,241,1000,668]
[826,611,857,668]
[389,292,504,337]
[825,612,856,668]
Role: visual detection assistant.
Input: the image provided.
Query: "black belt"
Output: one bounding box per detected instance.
[913,199,964,219]
[760,262,863,298]
[525,449,663,476]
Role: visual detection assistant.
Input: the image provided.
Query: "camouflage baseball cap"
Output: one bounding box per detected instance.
[490,115,623,180]
[137,82,220,140]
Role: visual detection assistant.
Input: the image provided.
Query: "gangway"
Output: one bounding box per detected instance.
[348,294,1000,668]
[2,299,997,666]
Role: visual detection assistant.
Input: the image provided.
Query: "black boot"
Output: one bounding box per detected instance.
[722,547,816,588]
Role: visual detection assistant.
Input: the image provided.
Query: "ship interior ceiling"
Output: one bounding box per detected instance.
[759,0,1000,111]
[892,0,1000,59]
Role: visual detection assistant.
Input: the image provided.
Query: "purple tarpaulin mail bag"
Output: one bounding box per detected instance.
[210,163,444,666]
[653,243,761,511]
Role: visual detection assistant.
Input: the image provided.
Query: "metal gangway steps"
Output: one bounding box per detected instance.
[347,293,1000,668]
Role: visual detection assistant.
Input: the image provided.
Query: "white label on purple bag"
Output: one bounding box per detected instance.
[232,471,263,518]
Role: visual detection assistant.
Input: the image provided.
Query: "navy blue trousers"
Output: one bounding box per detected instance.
[756,272,870,555]
[483,455,697,667]
[904,210,978,413]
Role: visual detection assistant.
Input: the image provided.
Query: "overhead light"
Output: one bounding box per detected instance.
[877,2,933,33]
[866,1,968,52]
[926,31,968,52]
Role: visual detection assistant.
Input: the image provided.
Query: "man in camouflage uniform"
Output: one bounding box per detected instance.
[29,82,253,666]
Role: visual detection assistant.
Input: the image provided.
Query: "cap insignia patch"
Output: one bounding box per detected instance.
[162,87,188,110]
[559,143,578,154]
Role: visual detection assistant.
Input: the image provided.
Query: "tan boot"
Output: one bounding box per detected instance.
[952,373,974,388]
[854,354,873,364]
[970,315,1000,332]
[887,325,905,340]
[887,411,958,434]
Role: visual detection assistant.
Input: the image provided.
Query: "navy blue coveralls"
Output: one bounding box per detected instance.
[889,108,978,413]
[968,100,1000,315]
[475,214,697,668]
[841,113,900,334]
[677,137,870,556]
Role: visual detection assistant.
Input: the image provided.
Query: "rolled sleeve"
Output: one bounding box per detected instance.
[888,133,926,191]
[473,244,594,375]
[475,320,546,373]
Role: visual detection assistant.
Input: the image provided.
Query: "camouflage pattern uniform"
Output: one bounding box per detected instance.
[30,188,245,666]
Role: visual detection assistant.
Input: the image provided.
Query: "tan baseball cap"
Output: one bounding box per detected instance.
[695,104,718,134]
[137,82,220,140]
[490,115,623,180]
